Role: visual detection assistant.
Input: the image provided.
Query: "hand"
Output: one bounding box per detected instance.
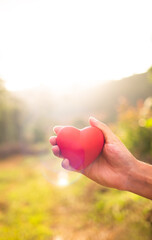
[49,117,137,191]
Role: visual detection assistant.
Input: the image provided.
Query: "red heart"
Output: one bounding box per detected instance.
[56,126,104,171]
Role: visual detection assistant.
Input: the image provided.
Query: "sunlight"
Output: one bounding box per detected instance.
[57,172,69,187]
[0,0,152,92]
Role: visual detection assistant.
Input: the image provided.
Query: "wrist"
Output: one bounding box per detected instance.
[125,159,152,199]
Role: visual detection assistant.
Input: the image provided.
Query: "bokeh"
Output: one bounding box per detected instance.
[0,1,152,240]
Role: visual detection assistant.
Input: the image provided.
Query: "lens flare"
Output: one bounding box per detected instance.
[40,154,81,187]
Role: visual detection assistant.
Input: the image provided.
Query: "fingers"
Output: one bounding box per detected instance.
[62,159,81,172]
[50,126,64,157]
[49,136,57,145]
[50,137,62,158]
[89,116,118,143]
[50,126,64,144]
[50,133,78,171]
[53,126,64,135]
[61,159,75,171]
[52,145,61,157]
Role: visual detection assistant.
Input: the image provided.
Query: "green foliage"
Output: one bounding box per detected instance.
[81,72,152,122]
[0,80,25,144]
[113,97,152,163]
[0,80,50,156]
[89,189,152,240]
[145,117,152,128]
[148,66,152,83]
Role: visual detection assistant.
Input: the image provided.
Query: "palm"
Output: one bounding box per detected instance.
[83,142,133,189]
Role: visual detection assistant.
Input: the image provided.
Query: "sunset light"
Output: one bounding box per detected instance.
[0,0,152,93]
[0,1,152,238]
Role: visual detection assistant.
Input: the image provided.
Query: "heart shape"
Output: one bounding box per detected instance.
[56,126,104,171]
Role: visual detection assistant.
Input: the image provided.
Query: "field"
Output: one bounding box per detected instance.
[0,154,151,240]
[0,2,152,239]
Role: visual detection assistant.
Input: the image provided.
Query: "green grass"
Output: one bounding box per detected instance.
[0,155,152,240]
[0,157,55,240]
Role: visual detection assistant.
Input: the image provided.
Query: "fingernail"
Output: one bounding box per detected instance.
[53,126,57,134]
[89,116,98,124]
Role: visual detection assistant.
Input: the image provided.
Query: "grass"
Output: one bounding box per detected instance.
[0,155,151,240]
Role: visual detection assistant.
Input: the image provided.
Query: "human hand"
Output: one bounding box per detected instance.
[49,117,137,191]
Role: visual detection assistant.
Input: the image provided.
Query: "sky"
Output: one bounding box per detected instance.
[0,0,152,93]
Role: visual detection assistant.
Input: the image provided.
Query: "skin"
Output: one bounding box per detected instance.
[50,117,152,200]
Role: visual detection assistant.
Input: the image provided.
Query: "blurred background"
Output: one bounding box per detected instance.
[0,0,152,239]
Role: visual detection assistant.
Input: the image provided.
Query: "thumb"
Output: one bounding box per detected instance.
[89,117,118,143]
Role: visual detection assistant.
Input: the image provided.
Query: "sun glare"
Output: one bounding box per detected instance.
[0,0,152,92]
[57,172,69,187]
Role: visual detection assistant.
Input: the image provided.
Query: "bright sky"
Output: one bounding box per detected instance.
[0,0,152,93]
